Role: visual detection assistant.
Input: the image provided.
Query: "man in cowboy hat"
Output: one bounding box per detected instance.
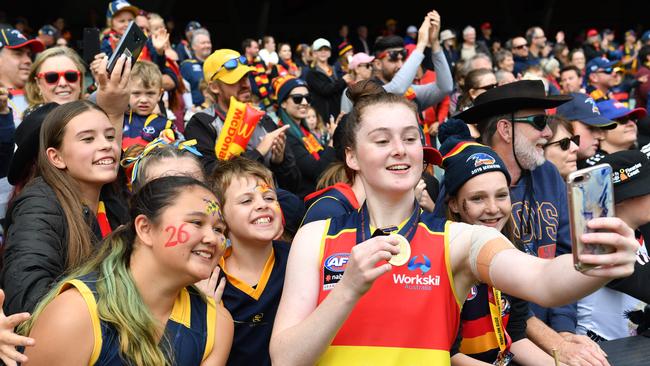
[455,80,611,365]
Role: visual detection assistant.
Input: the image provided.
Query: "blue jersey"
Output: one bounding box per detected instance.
[180,58,205,107]
[220,241,290,366]
[56,273,216,365]
[509,161,571,258]
[509,161,576,333]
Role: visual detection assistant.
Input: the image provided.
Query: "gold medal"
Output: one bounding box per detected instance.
[388,234,411,266]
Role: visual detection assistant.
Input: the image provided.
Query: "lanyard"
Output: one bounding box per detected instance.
[356,200,421,244]
[487,286,512,354]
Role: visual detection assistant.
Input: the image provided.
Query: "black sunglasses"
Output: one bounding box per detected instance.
[477,83,497,91]
[378,49,407,61]
[511,114,550,131]
[289,93,311,104]
[543,135,580,151]
[513,44,527,50]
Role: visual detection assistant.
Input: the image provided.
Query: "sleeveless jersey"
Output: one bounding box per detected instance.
[316,205,460,365]
[220,241,290,366]
[57,273,216,365]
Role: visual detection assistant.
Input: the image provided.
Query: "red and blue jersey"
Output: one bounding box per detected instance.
[316,203,460,365]
[122,111,175,150]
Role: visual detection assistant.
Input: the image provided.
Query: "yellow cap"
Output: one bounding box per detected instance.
[203,49,254,85]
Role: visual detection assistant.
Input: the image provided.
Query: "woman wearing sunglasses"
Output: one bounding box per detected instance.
[456,68,497,138]
[24,47,85,111]
[543,116,580,179]
[272,75,337,198]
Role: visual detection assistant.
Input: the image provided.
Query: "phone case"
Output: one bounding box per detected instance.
[566,163,615,271]
[106,21,146,74]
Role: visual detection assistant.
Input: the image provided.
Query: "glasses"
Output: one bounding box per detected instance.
[595,68,613,74]
[289,93,311,104]
[377,49,407,61]
[513,44,528,50]
[543,135,580,151]
[210,55,247,80]
[36,70,80,84]
[511,114,550,131]
[477,83,497,91]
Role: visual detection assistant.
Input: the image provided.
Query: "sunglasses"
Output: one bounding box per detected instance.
[36,70,80,84]
[513,44,528,50]
[289,93,311,104]
[595,67,613,74]
[210,55,247,80]
[543,135,580,151]
[511,114,550,131]
[477,83,497,91]
[377,49,407,61]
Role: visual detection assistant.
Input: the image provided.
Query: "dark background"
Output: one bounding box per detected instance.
[2,1,649,50]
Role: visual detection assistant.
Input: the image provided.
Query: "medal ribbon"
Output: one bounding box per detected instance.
[356,200,421,244]
[487,286,512,355]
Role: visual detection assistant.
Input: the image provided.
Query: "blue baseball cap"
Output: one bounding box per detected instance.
[0,27,45,53]
[185,21,202,33]
[38,25,59,38]
[596,100,647,121]
[585,57,618,78]
[556,93,616,129]
[107,0,139,19]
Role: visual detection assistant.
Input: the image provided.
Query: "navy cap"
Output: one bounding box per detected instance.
[556,93,616,129]
[106,0,139,19]
[0,27,45,53]
[585,57,618,78]
[185,21,202,33]
[38,25,59,37]
[438,119,511,196]
[596,100,647,121]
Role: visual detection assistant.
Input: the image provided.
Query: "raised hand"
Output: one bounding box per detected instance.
[0,290,35,366]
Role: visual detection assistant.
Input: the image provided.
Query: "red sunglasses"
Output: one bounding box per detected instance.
[36,70,81,84]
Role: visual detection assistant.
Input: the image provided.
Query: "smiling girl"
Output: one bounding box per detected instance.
[1,101,126,315]
[270,83,639,366]
[20,176,233,365]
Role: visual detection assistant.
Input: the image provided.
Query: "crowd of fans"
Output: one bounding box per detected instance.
[1,1,650,365]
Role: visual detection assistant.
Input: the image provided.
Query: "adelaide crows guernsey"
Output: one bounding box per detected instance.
[317,202,460,365]
[57,274,216,365]
[220,241,290,366]
[122,111,175,150]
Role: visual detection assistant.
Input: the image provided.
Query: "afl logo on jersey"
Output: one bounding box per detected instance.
[324,253,349,273]
[467,285,479,301]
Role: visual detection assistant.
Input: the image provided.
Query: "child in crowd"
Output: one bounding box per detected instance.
[123,61,178,150]
[21,176,233,365]
[101,0,139,56]
[305,105,329,146]
[211,156,290,366]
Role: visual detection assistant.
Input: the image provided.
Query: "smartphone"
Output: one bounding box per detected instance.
[82,28,100,66]
[566,163,615,272]
[106,21,146,74]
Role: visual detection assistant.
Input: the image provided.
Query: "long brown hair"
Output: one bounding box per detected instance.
[37,100,108,269]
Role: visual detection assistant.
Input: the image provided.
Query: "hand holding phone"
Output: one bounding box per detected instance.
[567,164,615,271]
[106,21,146,74]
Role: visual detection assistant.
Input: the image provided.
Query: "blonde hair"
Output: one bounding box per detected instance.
[25,47,85,107]
[130,61,163,90]
[210,156,274,207]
